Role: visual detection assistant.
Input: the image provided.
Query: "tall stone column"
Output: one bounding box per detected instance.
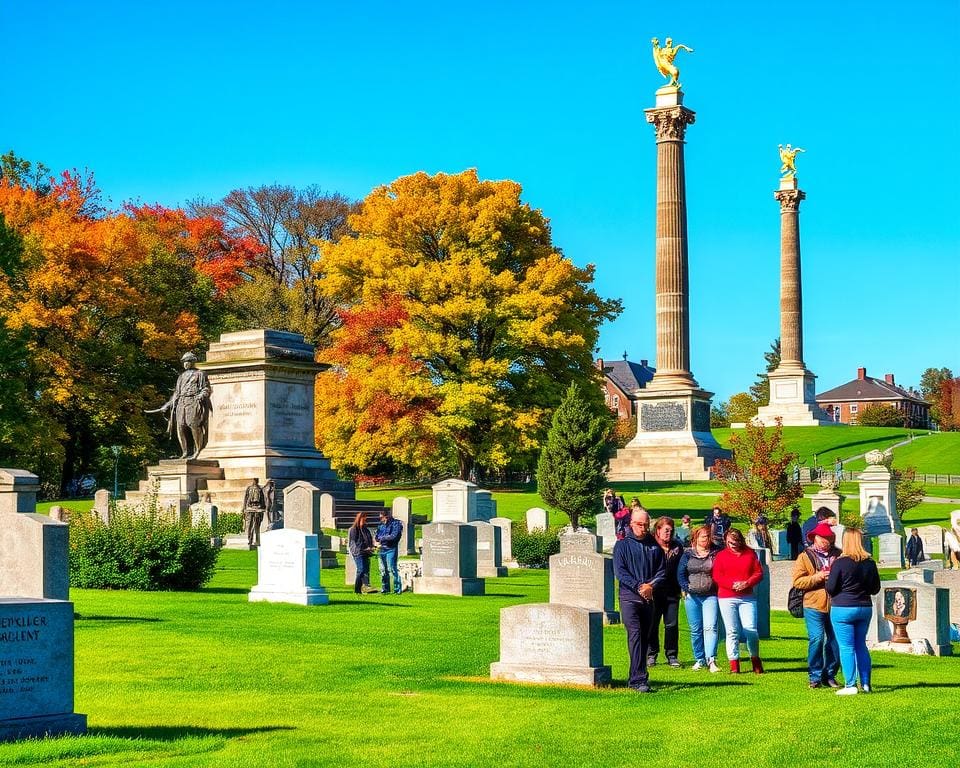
[775,181,806,371]
[645,91,698,390]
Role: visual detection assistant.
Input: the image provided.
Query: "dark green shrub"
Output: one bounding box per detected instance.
[69,509,218,590]
[215,512,243,536]
[512,525,560,567]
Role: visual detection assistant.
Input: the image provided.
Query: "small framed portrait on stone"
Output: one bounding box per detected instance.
[883,587,916,622]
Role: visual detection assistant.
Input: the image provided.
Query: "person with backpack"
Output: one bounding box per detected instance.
[792,521,841,689]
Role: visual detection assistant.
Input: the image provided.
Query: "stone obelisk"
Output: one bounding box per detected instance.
[755,154,831,426]
[607,40,729,481]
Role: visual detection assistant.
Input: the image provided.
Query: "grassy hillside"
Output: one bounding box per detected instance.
[845,432,960,474]
[712,425,914,465]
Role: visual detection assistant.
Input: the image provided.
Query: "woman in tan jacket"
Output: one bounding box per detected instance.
[792,521,842,689]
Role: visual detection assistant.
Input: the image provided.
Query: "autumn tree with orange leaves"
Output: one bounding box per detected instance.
[315,170,620,479]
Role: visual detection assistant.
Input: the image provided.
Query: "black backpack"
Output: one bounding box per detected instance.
[787,550,819,618]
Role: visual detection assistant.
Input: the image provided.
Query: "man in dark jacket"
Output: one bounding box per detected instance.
[375,509,404,594]
[648,516,685,668]
[704,506,731,547]
[905,528,925,566]
[613,508,667,693]
[786,507,803,560]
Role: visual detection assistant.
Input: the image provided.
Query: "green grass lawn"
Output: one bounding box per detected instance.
[713,425,914,466]
[1,550,957,768]
[844,432,960,475]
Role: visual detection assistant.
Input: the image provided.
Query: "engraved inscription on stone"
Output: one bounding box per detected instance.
[640,402,687,432]
[692,401,710,432]
[269,383,312,447]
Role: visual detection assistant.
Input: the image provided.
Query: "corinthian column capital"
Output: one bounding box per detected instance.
[774,188,806,212]
[644,106,696,142]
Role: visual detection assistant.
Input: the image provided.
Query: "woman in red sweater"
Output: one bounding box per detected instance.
[712,528,765,674]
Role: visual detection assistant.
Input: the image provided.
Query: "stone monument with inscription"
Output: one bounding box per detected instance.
[469,522,507,578]
[859,450,902,537]
[549,536,619,625]
[413,522,484,596]
[490,603,612,687]
[606,58,729,481]
[0,469,86,740]
[249,528,329,606]
[754,151,832,427]
[432,478,489,522]
[866,579,951,656]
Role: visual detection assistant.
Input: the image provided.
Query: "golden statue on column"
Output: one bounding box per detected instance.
[651,37,693,87]
[778,144,806,178]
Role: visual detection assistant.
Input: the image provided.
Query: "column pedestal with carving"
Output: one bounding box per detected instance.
[755,176,832,427]
[607,86,729,481]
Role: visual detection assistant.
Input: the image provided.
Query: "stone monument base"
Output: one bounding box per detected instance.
[121,459,224,515]
[489,662,611,687]
[606,388,730,481]
[754,369,833,427]
[413,576,485,596]
[248,585,329,606]
[0,713,87,742]
[477,565,508,578]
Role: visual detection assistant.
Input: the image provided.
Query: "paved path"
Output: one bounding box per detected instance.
[923,496,960,505]
[840,435,920,465]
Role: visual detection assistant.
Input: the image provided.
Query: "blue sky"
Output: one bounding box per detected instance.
[4,1,958,402]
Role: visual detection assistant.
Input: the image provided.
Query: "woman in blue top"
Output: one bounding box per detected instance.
[677,525,721,672]
[826,528,881,695]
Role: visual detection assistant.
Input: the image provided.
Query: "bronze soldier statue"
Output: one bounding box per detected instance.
[147,352,212,459]
[243,478,266,548]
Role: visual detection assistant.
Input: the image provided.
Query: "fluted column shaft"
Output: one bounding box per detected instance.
[774,188,806,368]
[645,101,697,390]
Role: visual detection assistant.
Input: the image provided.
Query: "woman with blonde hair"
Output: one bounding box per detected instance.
[826,528,881,695]
[348,512,376,595]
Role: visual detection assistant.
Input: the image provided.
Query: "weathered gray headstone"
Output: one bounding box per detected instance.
[397,560,421,592]
[877,533,905,569]
[469,522,506,577]
[595,512,616,553]
[283,482,321,534]
[559,530,601,554]
[769,528,790,560]
[413,522,484,596]
[489,603,611,686]
[93,489,111,524]
[431,478,478,523]
[526,508,548,532]
[392,496,415,555]
[768,559,795,612]
[490,517,514,566]
[249,528,328,606]
[866,580,951,656]
[917,525,945,556]
[189,500,218,529]
[549,549,619,625]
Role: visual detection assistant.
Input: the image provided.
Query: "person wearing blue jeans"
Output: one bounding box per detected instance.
[718,596,759,665]
[375,509,404,594]
[677,525,721,672]
[792,525,841,689]
[826,528,881,695]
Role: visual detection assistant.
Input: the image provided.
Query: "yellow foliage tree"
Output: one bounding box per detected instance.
[314,170,621,479]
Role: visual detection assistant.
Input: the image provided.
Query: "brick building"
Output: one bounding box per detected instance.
[816,367,930,428]
[596,356,655,419]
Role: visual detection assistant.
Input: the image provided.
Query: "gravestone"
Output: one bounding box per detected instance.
[469,522,506,578]
[285,482,321,534]
[595,512,616,553]
[931,570,960,624]
[413,522,484,596]
[526,508,548,532]
[397,560,422,592]
[93,489,111,524]
[431,478,478,523]
[249,528,328,606]
[490,518,515,567]
[769,529,789,561]
[810,488,843,520]
[47,506,66,523]
[831,523,846,544]
[549,548,619,625]
[768,560,796,612]
[392,497,416,555]
[877,533,905,568]
[866,579,951,656]
[489,603,611,686]
[559,531,601,554]
[319,493,336,530]
[189,499,218,528]
[858,457,901,536]
[754,548,772,639]
[474,490,495,522]
[917,525,945,556]
[898,568,935,584]
[0,469,86,741]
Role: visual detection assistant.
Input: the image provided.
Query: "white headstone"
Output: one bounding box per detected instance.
[526,507,548,532]
[877,532,905,568]
[189,500,218,528]
[283,482,322,534]
[917,525,945,556]
[248,528,329,605]
[469,521,506,577]
[769,528,790,561]
[318,492,336,530]
[431,478,478,523]
[858,463,901,536]
[490,603,611,686]
[93,489,111,524]
[490,517,514,565]
[768,560,795,611]
[595,512,616,553]
[392,496,416,555]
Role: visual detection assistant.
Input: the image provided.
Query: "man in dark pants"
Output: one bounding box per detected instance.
[613,508,666,693]
[648,516,684,668]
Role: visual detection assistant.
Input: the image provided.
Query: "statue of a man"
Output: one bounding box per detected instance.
[243,478,266,548]
[652,36,693,87]
[779,144,806,178]
[148,352,212,460]
[264,478,282,531]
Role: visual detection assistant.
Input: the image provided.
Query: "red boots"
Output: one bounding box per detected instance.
[751,656,764,674]
[729,659,740,674]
